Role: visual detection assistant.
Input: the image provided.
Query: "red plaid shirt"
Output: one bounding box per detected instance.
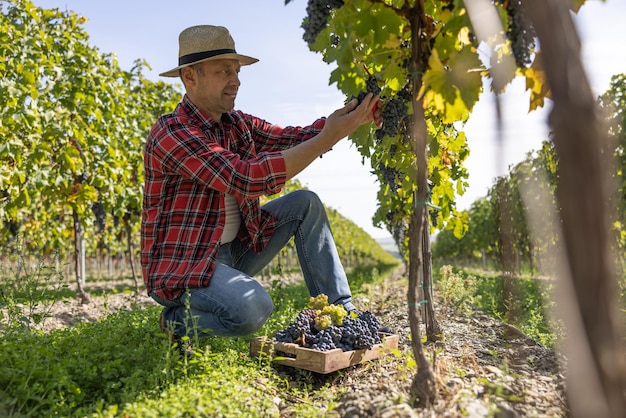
[141,95,325,300]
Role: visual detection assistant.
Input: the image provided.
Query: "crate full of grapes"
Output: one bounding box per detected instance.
[249,295,399,374]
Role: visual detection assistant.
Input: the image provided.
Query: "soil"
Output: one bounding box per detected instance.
[26,268,568,417]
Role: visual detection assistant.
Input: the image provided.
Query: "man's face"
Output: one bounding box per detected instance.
[184,59,242,120]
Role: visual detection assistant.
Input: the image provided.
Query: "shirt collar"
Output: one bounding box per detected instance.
[181,95,234,130]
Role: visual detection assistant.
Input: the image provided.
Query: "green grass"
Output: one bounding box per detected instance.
[0,262,397,417]
[434,264,563,348]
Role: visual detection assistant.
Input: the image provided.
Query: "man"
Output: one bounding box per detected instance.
[141,25,381,352]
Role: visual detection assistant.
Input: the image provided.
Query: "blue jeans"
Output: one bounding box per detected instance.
[150,190,355,338]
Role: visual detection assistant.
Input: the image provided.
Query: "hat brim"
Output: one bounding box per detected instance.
[159,53,259,77]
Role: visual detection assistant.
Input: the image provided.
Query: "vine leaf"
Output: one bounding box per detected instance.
[421,47,482,124]
[525,55,551,112]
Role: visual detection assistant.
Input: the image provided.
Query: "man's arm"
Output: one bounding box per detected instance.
[282,93,380,180]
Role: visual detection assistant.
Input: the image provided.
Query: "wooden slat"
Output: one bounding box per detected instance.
[250,333,399,374]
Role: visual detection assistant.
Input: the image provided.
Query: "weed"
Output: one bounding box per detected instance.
[0,252,68,331]
[436,265,476,315]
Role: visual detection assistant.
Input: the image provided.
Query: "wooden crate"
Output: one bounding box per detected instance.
[249,333,399,374]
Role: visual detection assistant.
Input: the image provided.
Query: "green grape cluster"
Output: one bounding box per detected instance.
[314,314,333,331]
[314,304,348,330]
[308,294,348,330]
[309,294,329,311]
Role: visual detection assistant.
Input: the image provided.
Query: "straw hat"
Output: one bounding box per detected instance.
[160,25,258,77]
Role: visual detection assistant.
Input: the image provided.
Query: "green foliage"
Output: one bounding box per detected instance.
[472,274,561,348]
[436,264,476,313]
[0,263,391,417]
[0,0,180,260]
[431,74,626,324]
[433,74,626,287]
[293,0,555,256]
[433,139,561,275]
[434,265,562,348]
[599,74,626,258]
[0,308,166,416]
[0,251,68,331]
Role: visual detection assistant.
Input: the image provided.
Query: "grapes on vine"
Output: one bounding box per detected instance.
[76,171,89,184]
[429,206,440,227]
[495,0,536,68]
[273,294,385,352]
[91,201,106,231]
[377,163,401,193]
[357,75,382,103]
[4,220,19,237]
[389,143,398,158]
[386,214,408,255]
[351,78,412,144]
[375,89,410,142]
[346,75,382,108]
[302,0,345,45]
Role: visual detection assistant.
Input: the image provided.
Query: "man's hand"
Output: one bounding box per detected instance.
[323,93,381,140]
[281,93,382,180]
[372,99,383,128]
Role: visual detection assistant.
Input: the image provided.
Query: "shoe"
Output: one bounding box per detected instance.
[378,326,394,334]
[159,310,194,357]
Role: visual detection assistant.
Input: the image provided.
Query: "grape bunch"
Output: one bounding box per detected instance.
[311,294,347,330]
[375,89,410,141]
[273,294,384,352]
[274,308,317,346]
[356,76,382,104]
[385,213,408,255]
[302,0,345,45]
[495,0,536,68]
[377,163,401,194]
[4,220,19,237]
[308,293,329,310]
[309,325,343,351]
[429,205,440,227]
[91,201,106,231]
[339,312,381,350]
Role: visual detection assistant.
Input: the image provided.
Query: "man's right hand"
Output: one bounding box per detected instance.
[281,93,381,180]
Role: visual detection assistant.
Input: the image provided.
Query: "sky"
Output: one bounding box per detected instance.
[27,0,626,240]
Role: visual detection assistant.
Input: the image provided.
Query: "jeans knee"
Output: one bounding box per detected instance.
[291,189,324,213]
[232,293,274,336]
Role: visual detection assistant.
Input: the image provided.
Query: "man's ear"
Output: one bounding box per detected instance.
[180,66,196,87]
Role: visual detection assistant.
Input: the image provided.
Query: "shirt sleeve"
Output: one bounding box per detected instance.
[238,111,326,153]
[149,117,287,199]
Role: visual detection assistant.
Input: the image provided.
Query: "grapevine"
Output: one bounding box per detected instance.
[495,0,536,68]
[302,0,345,45]
[274,294,385,352]
[357,75,382,104]
[378,163,401,194]
[375,88,411,142]
[91,201,106,232]
[355,78,413,253]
